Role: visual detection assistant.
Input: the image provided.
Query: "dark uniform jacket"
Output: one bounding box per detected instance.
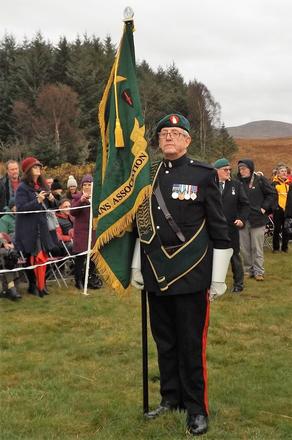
[141,155,230,295]
[221,179,250,253]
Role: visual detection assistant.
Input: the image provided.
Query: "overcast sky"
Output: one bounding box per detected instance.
[2,0,292,127]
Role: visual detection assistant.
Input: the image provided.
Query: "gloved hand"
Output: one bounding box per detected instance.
[209,281,227,302]
[131,268,144,290]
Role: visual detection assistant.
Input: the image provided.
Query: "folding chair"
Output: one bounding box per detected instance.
[46,252,69,287]
[58,240,75,280]
[46,240,75,287]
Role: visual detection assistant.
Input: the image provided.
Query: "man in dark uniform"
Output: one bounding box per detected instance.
[131,114,232,436]
[214,158,250,292]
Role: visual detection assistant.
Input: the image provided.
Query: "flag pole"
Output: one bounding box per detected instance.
[141,289,149,414]
[83,194,93,296]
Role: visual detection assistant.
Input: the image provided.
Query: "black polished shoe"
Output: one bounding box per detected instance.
[232,286,243,293]
[145,402,177,419]
[186,414,208,436]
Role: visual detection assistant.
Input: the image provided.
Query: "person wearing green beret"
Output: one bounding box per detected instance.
[131,113,233,436]
[214,158,250,293]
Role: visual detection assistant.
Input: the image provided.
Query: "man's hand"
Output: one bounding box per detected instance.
[131,268,144,290]
[234,219,244,228]
[260,208,266,214]
[3,242,13,250]
[209,282,227,302]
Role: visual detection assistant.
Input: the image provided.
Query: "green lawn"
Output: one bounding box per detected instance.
[1,249,292,439]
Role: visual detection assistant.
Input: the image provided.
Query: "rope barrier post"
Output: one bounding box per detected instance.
[82,191,93,296]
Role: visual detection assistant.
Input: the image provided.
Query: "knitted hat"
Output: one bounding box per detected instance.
[213,158,230,169]
[21,156,42,173]
[51,178,63,191]
[81,174,93,186]
[238,159,255,172]
[67,175,77,188]
[156,113,191,134]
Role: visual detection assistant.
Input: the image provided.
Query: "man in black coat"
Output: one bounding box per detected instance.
[131,114,232,436]
[214,158,250,292]
[237,159,277,281]
[0,160,21,217]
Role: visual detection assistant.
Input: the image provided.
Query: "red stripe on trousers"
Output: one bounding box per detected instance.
[202,289,210,414]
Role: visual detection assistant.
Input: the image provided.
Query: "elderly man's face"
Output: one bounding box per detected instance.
[158,128,191,160]
[217,166,232,182]
[277,167,287,179]
[7,162,19,180]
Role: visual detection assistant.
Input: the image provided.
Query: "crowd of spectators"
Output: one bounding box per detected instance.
[0,156,291,301]
[0,157,102,301]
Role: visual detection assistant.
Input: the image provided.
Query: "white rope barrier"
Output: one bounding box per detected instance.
[0,204,89,216]
[0,251,87,275]
[0,200,96,287]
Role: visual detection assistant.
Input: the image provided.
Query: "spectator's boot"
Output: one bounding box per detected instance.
[42,284,49,295]
[75,279,84,290]
[28,283,43,298]
[7,287,22,300]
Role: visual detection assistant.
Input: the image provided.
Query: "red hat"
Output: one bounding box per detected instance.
[21,156,42,173]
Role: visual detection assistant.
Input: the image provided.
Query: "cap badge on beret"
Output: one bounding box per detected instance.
[169,114,180,125]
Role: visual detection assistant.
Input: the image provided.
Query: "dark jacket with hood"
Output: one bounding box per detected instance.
[237,159,277,228]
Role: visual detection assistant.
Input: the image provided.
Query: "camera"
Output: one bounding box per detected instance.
[3,249,20,270]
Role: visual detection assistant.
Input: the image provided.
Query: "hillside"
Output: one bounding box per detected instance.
[231,137,292,177]
[227,120,292,138]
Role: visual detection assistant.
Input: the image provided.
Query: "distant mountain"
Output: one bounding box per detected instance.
[227,120,292,138]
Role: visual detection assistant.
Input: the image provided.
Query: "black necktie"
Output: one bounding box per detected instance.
[219,182,224,194]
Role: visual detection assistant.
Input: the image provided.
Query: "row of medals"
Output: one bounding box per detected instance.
[172,185,198,200]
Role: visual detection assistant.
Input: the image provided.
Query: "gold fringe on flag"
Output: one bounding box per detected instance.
[91,185,152,294]
[92,185,151,251]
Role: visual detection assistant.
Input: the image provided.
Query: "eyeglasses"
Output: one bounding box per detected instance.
[158,130,187,139]
[222,168,232,172]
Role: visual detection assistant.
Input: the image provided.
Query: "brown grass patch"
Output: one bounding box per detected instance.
[231,137,292,177]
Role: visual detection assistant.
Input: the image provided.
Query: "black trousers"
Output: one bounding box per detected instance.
[230,252,244,288]
[273,208,289,251]
[148,290,209,415]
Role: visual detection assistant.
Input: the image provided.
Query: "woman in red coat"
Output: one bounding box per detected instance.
[71,175,102,290]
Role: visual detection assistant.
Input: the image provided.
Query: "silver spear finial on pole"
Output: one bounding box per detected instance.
[123,6,134,22]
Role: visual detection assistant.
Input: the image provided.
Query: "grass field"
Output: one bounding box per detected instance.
[1,248,292,439]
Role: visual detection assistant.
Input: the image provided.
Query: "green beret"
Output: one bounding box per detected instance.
[213,158,230,169]
[156,113,191,134]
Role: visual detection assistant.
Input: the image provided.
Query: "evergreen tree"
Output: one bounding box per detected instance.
[0,34,19,142]
[212,124,237,161]
[50,36,71,84]
[15,32,53,104]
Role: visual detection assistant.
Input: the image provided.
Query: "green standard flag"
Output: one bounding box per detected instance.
[91,19,151,295]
